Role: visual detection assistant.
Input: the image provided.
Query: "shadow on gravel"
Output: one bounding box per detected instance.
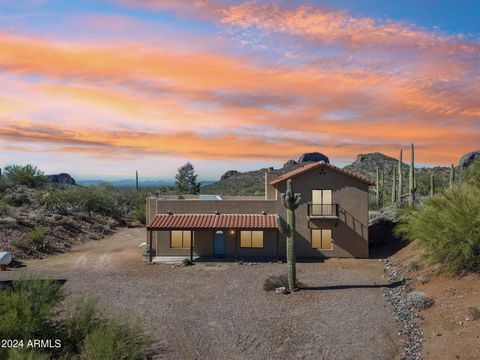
[301,280,404,291]
[0,279,67,290]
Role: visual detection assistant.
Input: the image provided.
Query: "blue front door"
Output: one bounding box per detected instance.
[213,231,225,257]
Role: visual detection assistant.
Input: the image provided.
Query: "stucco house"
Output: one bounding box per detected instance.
[146,162,374,262]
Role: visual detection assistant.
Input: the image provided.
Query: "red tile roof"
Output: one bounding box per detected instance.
[147,213,277,231]
[270,162,375,186]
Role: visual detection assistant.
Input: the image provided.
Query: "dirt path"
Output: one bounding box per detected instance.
[25,227,146,271]
[2,229,402,359]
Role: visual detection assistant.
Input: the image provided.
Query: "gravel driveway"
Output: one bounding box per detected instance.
[0,228,401,360]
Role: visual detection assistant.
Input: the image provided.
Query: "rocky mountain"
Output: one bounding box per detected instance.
[200,152,329,196]
[201,151,462,197]
[47,173,76,186]
[458,150,480,169]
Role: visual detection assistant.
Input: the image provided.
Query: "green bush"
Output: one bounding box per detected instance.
[0,198,11,216]
[396,185,480,274]
[130,204,146,224]
[0,279,64,359]
[463,158,480,188]
[0,280,152,359]
[13,227,49,252]
[80,319,150,360]
[7,348,51,360]
[39,185,147,222]
[4,164,47,188]
[63,298,98,355]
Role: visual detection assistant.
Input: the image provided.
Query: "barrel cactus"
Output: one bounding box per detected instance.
[276,179,301,291]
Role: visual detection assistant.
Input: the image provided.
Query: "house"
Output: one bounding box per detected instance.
[145,162,374,261]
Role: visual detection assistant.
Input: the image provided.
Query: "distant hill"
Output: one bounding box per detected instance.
[344,152,451,199]
[77,179,174,188]
[202,151,454,197]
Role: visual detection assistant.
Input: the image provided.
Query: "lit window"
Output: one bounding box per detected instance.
[311,190,333,215]
[240,231,264,248]
[311,229,333,249]
[170,230,192,248]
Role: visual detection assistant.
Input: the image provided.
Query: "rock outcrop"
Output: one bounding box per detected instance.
[47,173,76,186]
[283,159,297,168]
[458,150,480,169]
[297,152,330,164]
[220,170,240,180]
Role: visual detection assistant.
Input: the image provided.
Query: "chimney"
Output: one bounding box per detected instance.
[265,168,278,200]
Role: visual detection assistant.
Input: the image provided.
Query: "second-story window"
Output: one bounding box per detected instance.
[311,189,333,215]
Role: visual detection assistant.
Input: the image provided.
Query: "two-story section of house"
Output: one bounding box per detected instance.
[146,162,374,262]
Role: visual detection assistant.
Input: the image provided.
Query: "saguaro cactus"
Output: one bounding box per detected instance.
[449,164,455,189]
[375,167,380,206]
[430,174,434,196]
[136,170,139,191]
[397,149,403,206]
[276,179,301,291]
[391,165,397,205]
[408,143,417,206]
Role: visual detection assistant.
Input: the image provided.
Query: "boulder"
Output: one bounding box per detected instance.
[283,159,297,168]
[47,173,76,185]
[220,170,239,180]
[458,150,480,169]
[297,152,330,164]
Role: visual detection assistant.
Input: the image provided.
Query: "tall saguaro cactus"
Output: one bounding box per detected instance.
[430,174,434,196]
[391,165,397,205]
[408,143,417,206]
[375,167,380,207]
[449,164,455,189]
[136,170,139,191]
[397,149,403,206]
[276,179,301,291]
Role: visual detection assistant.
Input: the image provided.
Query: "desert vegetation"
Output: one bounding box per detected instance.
[0,278,151,359]
[0,164,149,258]
[395,158,480,274]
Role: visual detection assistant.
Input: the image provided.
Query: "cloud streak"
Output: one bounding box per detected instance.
[0,1,478,176]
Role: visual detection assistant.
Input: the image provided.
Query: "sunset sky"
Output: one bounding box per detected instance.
[0,0,478,180]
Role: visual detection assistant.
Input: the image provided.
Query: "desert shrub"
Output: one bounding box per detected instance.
[63,298,99,354]
[406,291,433,309]
[80,319,151,360]
[462,158,480,188]
[396,185,480,274]
[0,198,11,216]
[0,279,64,355]
[7,348,51,360]
[263,274,303,291]
[5,190,30,206]
[13,227,49,252]
[4,164,47,188]
[182,258,194,266]
[40,185,147,223]
[0,279,152,359]
[130,203,146,224]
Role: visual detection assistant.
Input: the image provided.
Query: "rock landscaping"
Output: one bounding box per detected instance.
[383,259,426,360]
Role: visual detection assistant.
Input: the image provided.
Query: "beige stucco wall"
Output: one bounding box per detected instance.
[147,165,369,259]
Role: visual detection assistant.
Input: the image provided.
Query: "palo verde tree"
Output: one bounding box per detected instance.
[175,162,201,194]
[276,179,302,291]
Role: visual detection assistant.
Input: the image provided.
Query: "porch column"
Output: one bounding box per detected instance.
[190,230,194,262]
[235,230,239,261]
[149,230,153,263]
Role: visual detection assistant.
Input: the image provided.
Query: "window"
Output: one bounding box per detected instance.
[311,189,333,216]
[170,230,192,248]
[240,231,264,248]
[311,229,333,249]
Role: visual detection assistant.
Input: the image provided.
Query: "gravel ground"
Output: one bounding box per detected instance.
[383,260,423,360]
[1,229,401,360]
